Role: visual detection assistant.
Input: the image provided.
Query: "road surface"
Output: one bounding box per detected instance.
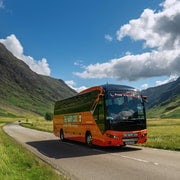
[3,122,180,180]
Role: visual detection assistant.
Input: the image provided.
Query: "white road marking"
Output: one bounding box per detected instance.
[121,155,149,163]
[154,162,159,166]
[121,155,159,166]
[92,148,160,166]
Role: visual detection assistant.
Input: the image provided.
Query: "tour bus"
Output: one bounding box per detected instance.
[53,84,147,147]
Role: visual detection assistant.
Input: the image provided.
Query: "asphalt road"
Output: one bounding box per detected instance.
[3,122,180,180]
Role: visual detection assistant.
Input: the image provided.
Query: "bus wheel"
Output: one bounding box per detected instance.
[60,129,65,142]
[86,132,93,147]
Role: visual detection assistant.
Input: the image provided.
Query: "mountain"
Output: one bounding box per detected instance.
[142,77,180,118]
[0,43,77,116]
[1,42,179,118]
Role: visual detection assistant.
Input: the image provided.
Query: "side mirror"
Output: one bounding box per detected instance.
[97,94,104,101]
[99,94,103,98]
[142,96,148,103]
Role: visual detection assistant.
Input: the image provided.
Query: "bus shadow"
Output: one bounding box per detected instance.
[26,139,142,159]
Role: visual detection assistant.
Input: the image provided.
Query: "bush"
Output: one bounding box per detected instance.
[44,113,53,121]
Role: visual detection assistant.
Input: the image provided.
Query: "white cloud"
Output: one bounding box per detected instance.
[105,34,113,42]
[0,0,4,9]
[65,80,75,87]
[0,34,51,76]
[74,50,180,80]
[74,86,87,93]
[75,0,180,81]
[125,51,132,56]
[116,0,180,51]
[65,80,87,92]
[141,84,149,90]
[155,74,179,86]
[74,60,86,68]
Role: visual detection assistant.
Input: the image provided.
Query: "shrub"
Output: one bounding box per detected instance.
[44,113,53,121]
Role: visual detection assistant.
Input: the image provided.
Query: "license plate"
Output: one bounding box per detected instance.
[125,141,135,145]
[123,138,138,145]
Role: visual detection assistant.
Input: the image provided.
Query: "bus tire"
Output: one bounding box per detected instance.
[86,132,93,147]
[60,129,65,142]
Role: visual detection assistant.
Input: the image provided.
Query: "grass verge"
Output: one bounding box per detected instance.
[142,119,180,151]
[0,118,63,180]
[20,116,53,132]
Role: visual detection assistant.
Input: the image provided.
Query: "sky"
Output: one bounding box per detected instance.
[0,0,180,92]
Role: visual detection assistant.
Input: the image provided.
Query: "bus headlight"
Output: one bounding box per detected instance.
[106,134,119,139]
[141,133,147,137]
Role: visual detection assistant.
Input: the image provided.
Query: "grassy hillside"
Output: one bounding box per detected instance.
[0,43,77,116]
[147,95,180,118]
[142,77,180,109]
[142,77,180,119]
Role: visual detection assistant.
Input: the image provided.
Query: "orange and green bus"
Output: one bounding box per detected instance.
[53,84,147,147]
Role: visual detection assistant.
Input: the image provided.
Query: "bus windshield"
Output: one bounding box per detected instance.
[105,91,146,131]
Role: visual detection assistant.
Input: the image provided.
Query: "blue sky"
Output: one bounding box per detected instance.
[0,0,180,92]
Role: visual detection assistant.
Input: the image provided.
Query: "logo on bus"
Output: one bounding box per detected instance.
[64,114,82,123]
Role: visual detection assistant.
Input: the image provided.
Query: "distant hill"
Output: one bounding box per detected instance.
[0,43,77,116]
[142,77,180,118]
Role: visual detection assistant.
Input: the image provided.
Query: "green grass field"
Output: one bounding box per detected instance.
[0,117,64,180]
[20,116,53,132]
[142,119,180,151]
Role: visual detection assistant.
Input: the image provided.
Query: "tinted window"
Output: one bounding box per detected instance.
[54,90,99,115]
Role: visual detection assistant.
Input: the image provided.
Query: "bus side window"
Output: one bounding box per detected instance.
[93,99,105,133]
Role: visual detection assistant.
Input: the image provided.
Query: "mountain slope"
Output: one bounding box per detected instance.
[142,77,180,118]
[0,43,77,115]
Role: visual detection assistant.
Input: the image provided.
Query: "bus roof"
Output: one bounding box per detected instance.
[79,84,138,95]
[101,84,138,92]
